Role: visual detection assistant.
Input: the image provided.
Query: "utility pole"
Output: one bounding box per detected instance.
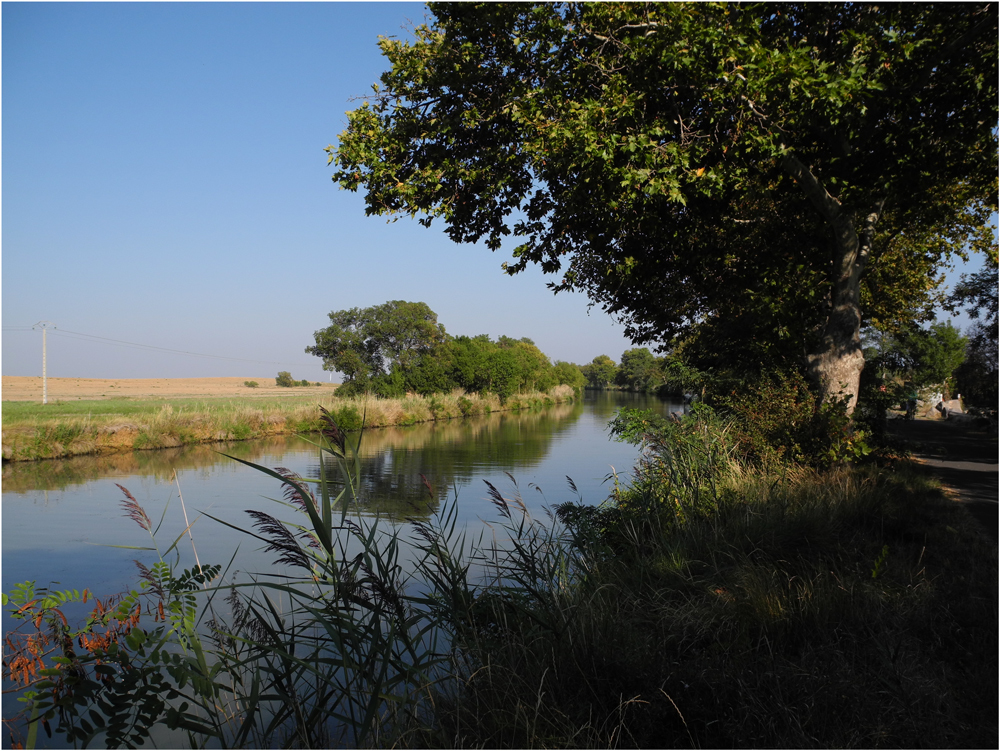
[33,321,55,404]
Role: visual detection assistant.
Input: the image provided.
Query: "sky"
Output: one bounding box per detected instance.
[1,2,989,382]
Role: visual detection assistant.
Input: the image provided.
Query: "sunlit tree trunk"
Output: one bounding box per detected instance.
[782,154,884,414]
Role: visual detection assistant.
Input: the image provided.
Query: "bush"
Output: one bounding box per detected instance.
[334,380,365,398]
[275,371,295,388]
[552,361,587,396]
[371,370,407,399]
[427,396,451,420]
[243,380,259,388]
[706,369,870,468]
[330,405,362,432]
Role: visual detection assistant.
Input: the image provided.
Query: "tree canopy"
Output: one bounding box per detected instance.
[581,355,617,389]
[306,301,448,388]
[306,301,580,399]
[948,262,999,407]
[616,348,658,391]
[331,2,997,412]
[870,321,968,389]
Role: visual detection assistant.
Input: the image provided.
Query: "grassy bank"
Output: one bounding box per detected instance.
[1,385,576,462]
[433,423,998,748]
[4,407,995,748]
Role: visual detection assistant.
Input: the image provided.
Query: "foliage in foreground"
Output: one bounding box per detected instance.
[3,408,996,748]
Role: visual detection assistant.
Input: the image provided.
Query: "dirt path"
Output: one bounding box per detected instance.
[887,416,998,540]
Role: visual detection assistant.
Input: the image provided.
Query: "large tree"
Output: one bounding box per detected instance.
[616,347,659,391]
[331,3,997,411]
[306,301,448,386]
[581,354,618,389]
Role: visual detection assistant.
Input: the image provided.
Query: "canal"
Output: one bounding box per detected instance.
[2,391,678,601]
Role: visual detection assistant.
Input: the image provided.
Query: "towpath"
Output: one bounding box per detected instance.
[887,415,998,541]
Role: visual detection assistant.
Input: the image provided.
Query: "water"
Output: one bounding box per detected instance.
[1,391,678,743]
[2,392,678,596]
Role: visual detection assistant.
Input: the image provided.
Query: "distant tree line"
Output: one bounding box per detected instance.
[307,294,996,413]
[576,349,704,397]
[306,301,585,400]
[275,372,322,388]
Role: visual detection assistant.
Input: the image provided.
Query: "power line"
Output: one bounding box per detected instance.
[7,325,317,368]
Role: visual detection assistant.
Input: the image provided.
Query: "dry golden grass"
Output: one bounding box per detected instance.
[1,385,574,462]
[2,376,337,401]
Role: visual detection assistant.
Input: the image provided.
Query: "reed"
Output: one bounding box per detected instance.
[470,411,998,748]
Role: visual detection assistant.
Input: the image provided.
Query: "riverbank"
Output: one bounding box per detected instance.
[1,382,576,462]
[5,406,994,748]
[411,412,998,748]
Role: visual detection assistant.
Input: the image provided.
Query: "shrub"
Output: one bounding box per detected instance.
[706,369,870,468]
[275,371,295,388]
[371,370,407,399]
[331,405,363,432]
[243,380,259,388]
[427,396,451,420]
[335,380,365,398]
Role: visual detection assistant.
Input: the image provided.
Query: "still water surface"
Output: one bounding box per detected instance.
[2,392,678,745]
[2,391,677,602]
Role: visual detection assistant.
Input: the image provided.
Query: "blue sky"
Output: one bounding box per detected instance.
[1,2,987,381]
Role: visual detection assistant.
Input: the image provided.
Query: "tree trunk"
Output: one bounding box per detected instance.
[781,154,884,414]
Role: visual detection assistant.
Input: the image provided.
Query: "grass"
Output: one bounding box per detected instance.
[411,414,997,748]
[3,406,995,748]
[1,385,576,462]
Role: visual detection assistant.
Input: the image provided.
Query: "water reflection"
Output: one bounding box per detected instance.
[314,401,582,518]
[1,402,582,499]
[2,393,677,591]
[2,392,680,748]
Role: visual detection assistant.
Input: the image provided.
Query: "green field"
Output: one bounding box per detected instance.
[3,394,332,421]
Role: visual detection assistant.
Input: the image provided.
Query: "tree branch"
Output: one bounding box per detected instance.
[856,198,886,277]
[779,152,845,225]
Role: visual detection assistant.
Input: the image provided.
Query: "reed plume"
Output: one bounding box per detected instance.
[484,480,512,519]
[117,484,151,532]
[419,473,435,498]
[274,467,318,513]
[245,510,311,571]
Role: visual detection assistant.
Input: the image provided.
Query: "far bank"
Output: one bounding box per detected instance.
[2,385,577,462]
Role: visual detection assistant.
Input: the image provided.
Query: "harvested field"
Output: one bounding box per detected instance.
[2,376,337,402]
